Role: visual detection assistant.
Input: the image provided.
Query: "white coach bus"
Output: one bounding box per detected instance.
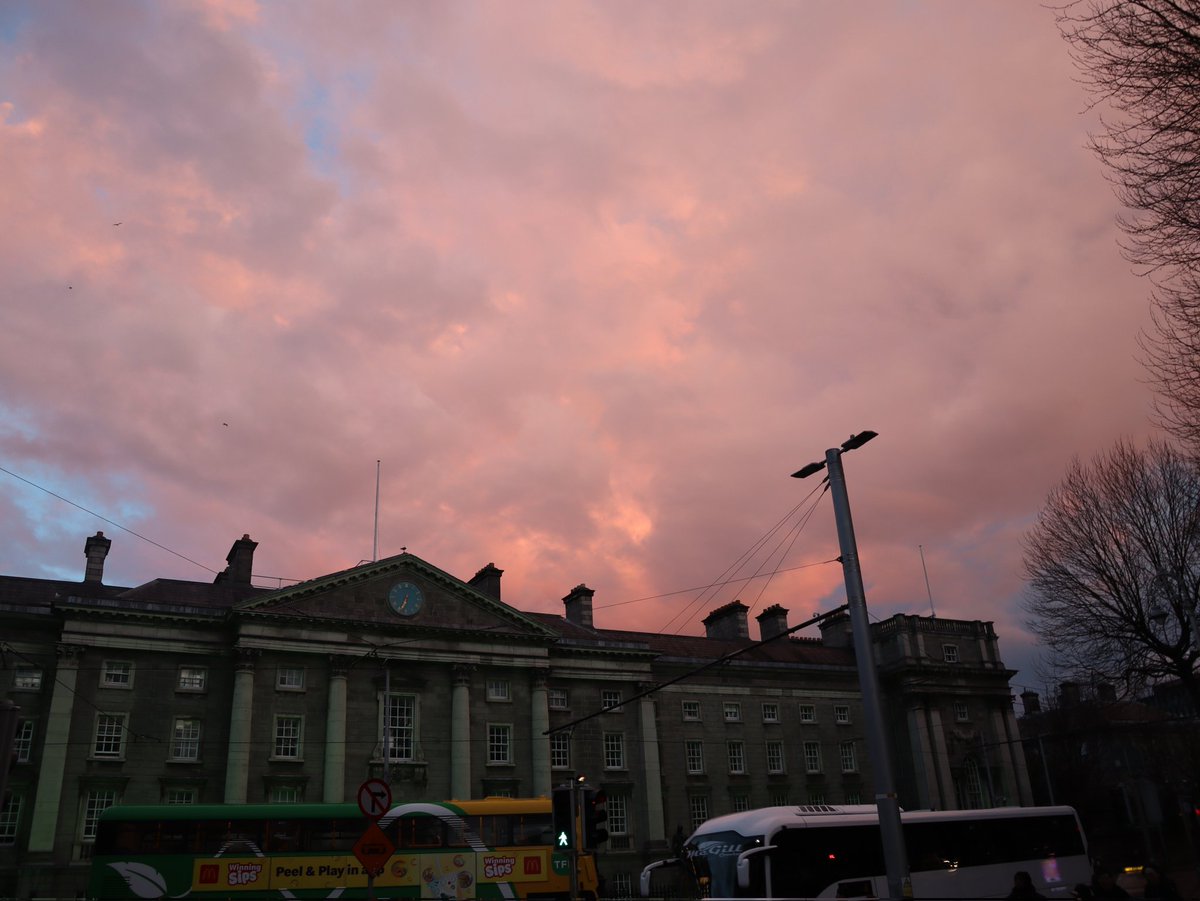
[640,804,1090,900]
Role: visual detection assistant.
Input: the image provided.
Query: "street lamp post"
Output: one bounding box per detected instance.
[793,431,910,901]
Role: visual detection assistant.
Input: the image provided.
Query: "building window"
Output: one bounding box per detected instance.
[685,740,704,774]
[101,660,133,689]
[13,667,41,690]
[602,689,623,712]
[82,789,118,841]
[954,700,970,722]
[487,679,511,702]
[14,719,34,763]
[383,693,416,761]
[93,714,127,759]
[840,741,858,773]
[943,644,959,663]
[723,702,741,722]
[165,788,196,805]
[488,724,512,765]
[603,732,626,770]
[834,705,851,724]
[761,702,779,723]
[803,741,822,774]
[177,666,207,692]
[766,740,785,774]
[845,789,862,805]
[727,741,745,774]
[608,793,628,837]
[799,703,816,723]
[689,796,709,830]
[548,688,569,710]
[170,718,202,761]
[550,732,571,769]
[808,790,826,805]
[276,667,305,691]
[612,873,633,899]
[273,715,303,760]
[732,794,750,813]
[682,700,701,720]
[269,785,301,803]
[770,790,789,807]
[0,793,21,845]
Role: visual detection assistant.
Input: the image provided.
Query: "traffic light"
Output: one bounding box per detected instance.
[583,787,608,849]
[552,784,575,850]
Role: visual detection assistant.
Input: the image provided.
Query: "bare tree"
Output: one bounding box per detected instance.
[1022,439,1200,709]
[1056,2,1200,446]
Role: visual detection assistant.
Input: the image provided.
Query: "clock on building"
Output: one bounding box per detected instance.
[388,580,425,616]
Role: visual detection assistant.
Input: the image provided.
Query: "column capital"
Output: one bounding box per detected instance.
[55,643,86,665]
[328,655,354,678]
[234,648,259,673]
[453,663,475,686]
[531,669,550,690]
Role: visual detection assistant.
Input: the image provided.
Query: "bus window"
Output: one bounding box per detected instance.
[399,816,445,849]
[513,813,553,846]
[156,821,194,854]
[267,820,301,853]
[478,815,513,847]
[303,819,358,852]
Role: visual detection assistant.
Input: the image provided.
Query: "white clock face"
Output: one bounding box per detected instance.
[388,581,425,616]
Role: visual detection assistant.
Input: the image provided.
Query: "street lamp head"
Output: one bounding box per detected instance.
[840,430,878,452]
[791,460,827,479]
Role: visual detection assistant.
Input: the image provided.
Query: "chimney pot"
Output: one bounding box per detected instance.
[563,583,595,629]
[83,531,111,583]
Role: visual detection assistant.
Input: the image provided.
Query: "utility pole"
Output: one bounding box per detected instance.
[794,431,910,900]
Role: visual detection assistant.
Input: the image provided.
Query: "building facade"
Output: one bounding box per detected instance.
[1,532,1028,899]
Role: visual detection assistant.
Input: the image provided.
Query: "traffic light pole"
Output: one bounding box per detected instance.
[569,779,580,901]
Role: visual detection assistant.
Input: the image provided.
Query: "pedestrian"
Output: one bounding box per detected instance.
[1091,867,1131,900]
[1142,865,1181,901]
[1007,870,1046,900]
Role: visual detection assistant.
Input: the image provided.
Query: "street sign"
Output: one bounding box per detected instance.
[357,778,392,820]
[353,821,395,876]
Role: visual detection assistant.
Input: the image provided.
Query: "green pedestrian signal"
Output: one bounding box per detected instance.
[552,784,575,850]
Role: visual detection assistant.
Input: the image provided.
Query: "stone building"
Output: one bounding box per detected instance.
[0,532,1028,899]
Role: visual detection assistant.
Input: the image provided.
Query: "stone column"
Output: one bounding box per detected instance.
[323,656,351,802]
[451,665,472,799]
[906,704,939,810]
[224,649,257,804]
[530,670,551,797]
[994,706,1034,805]
[28,644,84,852]
[639,686,666,843]
[927,706,957,810]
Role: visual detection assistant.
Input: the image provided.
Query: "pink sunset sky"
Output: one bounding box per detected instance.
[0,1,1158,698]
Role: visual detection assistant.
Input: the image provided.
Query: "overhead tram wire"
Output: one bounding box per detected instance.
[658,474,831,634]
[546,603,850,736]
[0,463,220,576]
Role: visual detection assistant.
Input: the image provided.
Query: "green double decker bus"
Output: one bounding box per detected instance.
[87,798,599,900]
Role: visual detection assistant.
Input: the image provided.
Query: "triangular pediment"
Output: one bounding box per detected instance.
[235,553,555,639]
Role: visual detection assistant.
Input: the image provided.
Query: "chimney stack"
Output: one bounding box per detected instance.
[469,563,503,601]
[756,604,790,641]
[703,601,749,641]
[1020,690,1041,715]
[563,584,594,629]
[215,534,257,585]
[83,531,111,583]
[1060,681,1081,707]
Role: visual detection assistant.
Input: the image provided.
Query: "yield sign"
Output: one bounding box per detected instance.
[354,822,395,876]
[357,778,392,820]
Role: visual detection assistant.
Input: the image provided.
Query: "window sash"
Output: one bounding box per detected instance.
[682,700,701,720]
[170,718,201,760]
[102,661,132,687]
[14,667,41,690]
[840,741,857,772]
[548,688,569,709]
[607,794,628,835]
[723,702,741,722]
[83,790,118,840]
[688,796,709,830]
[384,694,416,761]
[488,724,512,764]
[277,667,305,690]
[487,680,511,701]
[165,788,196,805]
[274,716,302,758]
[94,714,126,758]
[685,740,704,774]
[177,666,207,691]
[603,732,625,769]
[834,705,850,724]
[727,741,745,774]
[602,689,623,712]
[550,733,571,769]
[15,720,34,763]
[799,704,816,723]
[762,702,779,722]
[804,741,822,773]
[0,794,21,844]
[766,740,785,774]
